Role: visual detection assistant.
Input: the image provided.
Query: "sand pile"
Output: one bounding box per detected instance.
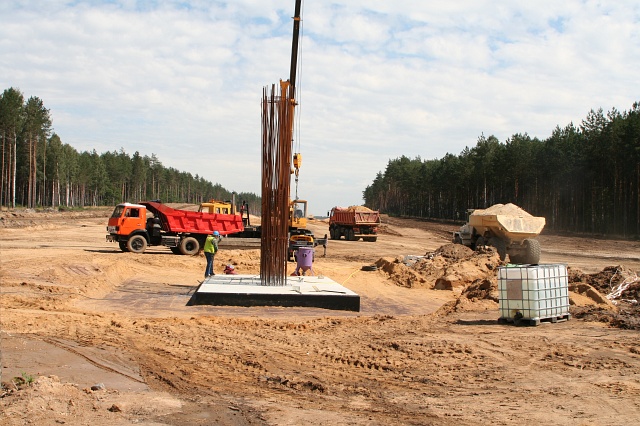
[570,265,639,303]
[374,243,638,320]
[335,205,375,212]
[569,265,640,329]
[375,243,502,294]
[472,203,533,217]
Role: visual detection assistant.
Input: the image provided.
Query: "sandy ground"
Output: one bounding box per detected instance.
[1,207,640,425]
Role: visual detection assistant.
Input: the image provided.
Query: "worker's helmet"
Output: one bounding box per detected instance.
[213,231,220,236]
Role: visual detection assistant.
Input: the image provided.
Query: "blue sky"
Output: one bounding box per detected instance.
[2,1,639,215]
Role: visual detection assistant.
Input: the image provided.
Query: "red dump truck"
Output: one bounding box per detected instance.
[329,206,380,242]
[106,201,244,255]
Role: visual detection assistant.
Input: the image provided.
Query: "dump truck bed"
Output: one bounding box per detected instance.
[330,207,380,226]
[142,201,244,235]
[469,204,545,242]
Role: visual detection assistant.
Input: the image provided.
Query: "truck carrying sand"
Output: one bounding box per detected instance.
[453,203,545,264]
[329,206,380,242]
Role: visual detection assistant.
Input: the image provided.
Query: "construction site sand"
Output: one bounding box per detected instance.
[1,207,640,425]
[473,202,533,216]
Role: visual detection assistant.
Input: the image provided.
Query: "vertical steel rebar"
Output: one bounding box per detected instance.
[260,0,302,286]
[260,84,293,286]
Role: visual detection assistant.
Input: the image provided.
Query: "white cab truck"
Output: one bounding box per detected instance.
[453,203,545,264]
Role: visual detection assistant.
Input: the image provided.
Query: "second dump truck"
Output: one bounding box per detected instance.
[106,201,244,255]
[453,203,545,264]
[329,206,380,242]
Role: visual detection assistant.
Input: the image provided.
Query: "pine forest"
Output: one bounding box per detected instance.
[0,87,259,211]
[364,102,640,237]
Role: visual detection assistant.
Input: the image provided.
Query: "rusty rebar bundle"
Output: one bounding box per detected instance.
[260,83,293,286]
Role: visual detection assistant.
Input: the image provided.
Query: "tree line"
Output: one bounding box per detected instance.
[0,87,260,211]
[364,102,640,237]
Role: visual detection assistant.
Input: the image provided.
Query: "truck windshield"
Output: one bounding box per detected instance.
[111,206,125,218]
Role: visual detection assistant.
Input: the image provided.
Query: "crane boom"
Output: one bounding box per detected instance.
[285,0,303,185]
[289,0,302,100]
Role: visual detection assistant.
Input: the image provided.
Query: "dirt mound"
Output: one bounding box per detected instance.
[377,244,640,319]
[433,243,474,260]
[375,243,502,293]
[1,375,184,424]
[461,278,497,301]
[375,243,638,323]
[568,282,615,309]
[570,265,638,300]
[571,305,640,330]
[569,265,639,304]
[568,265,640,329]
[1,375,99,420]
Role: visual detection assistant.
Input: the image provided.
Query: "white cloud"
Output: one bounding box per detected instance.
[1,0,639,215]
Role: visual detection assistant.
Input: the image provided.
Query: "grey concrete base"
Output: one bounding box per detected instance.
[188,274,360,312]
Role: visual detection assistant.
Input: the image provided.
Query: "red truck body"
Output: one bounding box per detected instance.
[329,207,380,242]
[142,201,243,236]
[106,201,244,255]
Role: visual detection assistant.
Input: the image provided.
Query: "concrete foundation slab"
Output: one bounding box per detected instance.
[188,274,360,311]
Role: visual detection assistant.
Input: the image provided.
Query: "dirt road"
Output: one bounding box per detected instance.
[1,208,639,425]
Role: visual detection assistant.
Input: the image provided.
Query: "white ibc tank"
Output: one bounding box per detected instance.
[498,264,570,325]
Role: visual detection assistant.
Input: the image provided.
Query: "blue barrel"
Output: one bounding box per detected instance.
[296,247,314,269]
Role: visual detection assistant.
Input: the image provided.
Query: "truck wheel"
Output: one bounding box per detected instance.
[489,237,507,261]
[119,241,129,252]
[330,227,337,240]
[523,239,541,264]
[127,235,147,254]
[347,229,355,241]
[179,237,200,256]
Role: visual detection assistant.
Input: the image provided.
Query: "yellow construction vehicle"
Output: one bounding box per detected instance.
[286,146,327,259]
[198,199,234,215]
[198,198,261,239]
[288,198,314,259]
